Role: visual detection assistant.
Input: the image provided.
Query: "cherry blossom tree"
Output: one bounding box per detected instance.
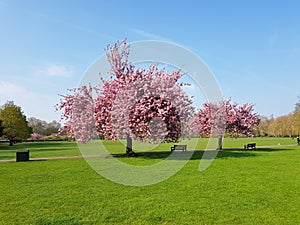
[57,39,195,156]
[194,99,260,149]
[57,85,96,143]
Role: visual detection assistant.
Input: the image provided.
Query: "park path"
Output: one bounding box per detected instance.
[0,144,298,163]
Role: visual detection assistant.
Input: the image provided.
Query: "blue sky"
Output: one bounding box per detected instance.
[0,0,299,121]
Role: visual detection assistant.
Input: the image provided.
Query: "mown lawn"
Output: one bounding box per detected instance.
[0,141,81,160]
[0,137,296,160]
[0,138,299,224]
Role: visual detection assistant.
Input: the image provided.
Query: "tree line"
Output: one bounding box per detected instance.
[255,97,300,137]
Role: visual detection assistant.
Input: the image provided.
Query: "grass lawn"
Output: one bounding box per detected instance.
[0,137,296,160]
[0,138,299,224]
[0,141,81,160]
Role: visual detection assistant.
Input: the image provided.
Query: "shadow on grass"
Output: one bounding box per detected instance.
[251,147,293,152]
[112,150,255,160]
[113,147,293,160]
[222,147,293,152]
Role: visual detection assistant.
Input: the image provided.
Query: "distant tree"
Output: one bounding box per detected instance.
[258,96,300,138]
[267,114,295,137]
[28,117,46,134]
[28,117,61,136]
[255,116,271,137]
[295,96,300,112]
[46,120,61,135]
[194,99,260,149]
[0,119,3,137]
[292,110,300,136]
[0,101,32,146]
[267,118,278,137]
[278,115,293,137]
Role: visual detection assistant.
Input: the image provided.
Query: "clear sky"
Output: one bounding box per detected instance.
[0,0,299,122]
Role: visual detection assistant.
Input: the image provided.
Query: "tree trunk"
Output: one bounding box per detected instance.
[218,135,223,150]
[126,134,136,157]
[9,139,14,146]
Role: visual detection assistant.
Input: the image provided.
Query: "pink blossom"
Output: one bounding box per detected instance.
[195,99,260,138]
[57,39,195,143]
[29,133,44,140]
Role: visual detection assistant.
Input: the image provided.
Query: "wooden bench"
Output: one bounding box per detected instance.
[171,145,187,152]
[244,143,256,149]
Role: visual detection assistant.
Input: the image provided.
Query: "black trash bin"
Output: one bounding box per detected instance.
[16,150,29,162]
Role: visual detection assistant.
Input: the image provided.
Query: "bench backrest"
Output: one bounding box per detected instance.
[173,145,186,149]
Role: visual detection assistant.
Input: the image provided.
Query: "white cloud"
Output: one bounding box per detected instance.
[38,64,73,77]
[0,81,60,122]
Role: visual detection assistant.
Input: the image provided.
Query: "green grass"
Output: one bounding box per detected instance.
[0,141,81,160]
[0,137,296,160]
[0,138,300,224]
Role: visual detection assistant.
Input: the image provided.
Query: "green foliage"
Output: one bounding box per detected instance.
[0,119,3,137]
[293,110,300,135]
[0,139,300,224]
[0,101,32,146]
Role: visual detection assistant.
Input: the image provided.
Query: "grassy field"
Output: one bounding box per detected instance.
[0,138,300,224]
[0,141,81,160]
[0,137,296,160]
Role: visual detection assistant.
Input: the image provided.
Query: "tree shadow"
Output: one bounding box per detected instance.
[112,150,257,160]
[112,147,293,160]
[252,147,293,152]
[222,147,293,152]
